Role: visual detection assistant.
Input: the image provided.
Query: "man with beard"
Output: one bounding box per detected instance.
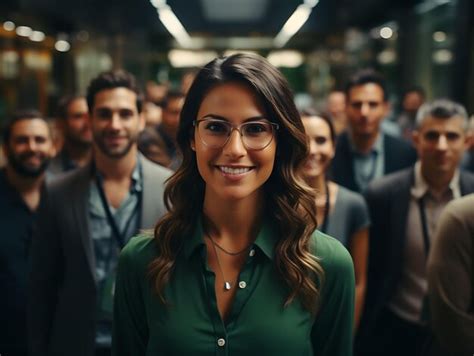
[29,70,172,356]
[0,110,54,356]
[48,95,92,175]
[330,69,417,193]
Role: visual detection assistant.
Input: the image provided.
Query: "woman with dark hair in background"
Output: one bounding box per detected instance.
[300,108,369,330]
[112,53,355,355]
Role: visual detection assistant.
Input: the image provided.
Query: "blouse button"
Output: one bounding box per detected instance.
[217,338,226,347]
[249,249,255,257]
[238,281,247,289]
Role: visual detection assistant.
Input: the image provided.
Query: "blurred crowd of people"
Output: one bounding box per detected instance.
[0,57,473,356]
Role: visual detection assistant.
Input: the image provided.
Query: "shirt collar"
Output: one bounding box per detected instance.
[183,217,277,260]
[130,158,143,193]
[183,218,206,259]
[411,161,461,199]
[253,221,276,260]
[349,131,384,156]
[94,155,143,194]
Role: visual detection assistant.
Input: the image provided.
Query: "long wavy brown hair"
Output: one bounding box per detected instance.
[149,53,324,313]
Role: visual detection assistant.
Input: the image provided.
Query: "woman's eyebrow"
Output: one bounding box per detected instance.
[200,114,267,122]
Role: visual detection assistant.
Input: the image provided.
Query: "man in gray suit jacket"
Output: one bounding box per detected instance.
[29,70,172,356]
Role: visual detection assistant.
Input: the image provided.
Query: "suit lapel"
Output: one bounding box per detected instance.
[72,165,96,282]
[383,135,393,174]
[459,171,474,196]
[335,133,357,191]
[140,154,167,229]
[141,156,154,228]
[389,169,414,282]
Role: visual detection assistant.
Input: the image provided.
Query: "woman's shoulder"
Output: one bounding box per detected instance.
[120,232,158,270]
[309,230,354,274]
[336,185,367,208]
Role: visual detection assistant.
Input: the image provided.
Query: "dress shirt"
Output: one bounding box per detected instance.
[350,132,385,192]
[389,161,460,323]
[89,161,143,347]
[0,169,44,354]
[112,219,355,356]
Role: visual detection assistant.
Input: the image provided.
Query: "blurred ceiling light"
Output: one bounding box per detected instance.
[158,6,192,48]
[274,0,319,48]
[30,31,45,42]
[149,0,166,8]
[3,50,19,62]
[433,31,447,42]
[218,37,273,49]
[377,49,397,64]
[432,49,452,64]
[149,1,192,48]
[267,50,304,68]
[3,21,15,31]
[304,0,319,7]
[223,50,259,57]
[16,26,32,37]
[379,27,393,39]
[55,40,71,52]
[416,0,450,14]
[168,49,217,68]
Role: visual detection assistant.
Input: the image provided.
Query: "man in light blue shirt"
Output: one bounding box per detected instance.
[331,69,417,193]
[29,70,172,356]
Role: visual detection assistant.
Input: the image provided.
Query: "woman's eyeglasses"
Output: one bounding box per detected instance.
[193,119,279,151]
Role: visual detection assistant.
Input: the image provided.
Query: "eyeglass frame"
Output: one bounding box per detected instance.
[192,118,280,151]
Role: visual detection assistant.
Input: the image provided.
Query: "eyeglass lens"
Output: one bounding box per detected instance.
[197,119,275,150]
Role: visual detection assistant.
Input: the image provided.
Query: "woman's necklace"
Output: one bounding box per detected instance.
[209,235,251,256]
[208,235,232,291]
[205,232,252,292]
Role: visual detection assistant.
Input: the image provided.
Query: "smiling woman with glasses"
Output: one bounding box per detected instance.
[112,53,355,356]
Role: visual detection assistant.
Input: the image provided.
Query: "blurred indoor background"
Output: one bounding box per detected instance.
[0,0,472,119]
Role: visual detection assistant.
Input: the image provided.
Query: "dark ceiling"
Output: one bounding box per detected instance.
[2,0,419,48]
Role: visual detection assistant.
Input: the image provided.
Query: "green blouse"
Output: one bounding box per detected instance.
[112,220,355,356]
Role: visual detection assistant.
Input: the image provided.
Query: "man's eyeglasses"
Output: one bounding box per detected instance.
[193,118,279,150]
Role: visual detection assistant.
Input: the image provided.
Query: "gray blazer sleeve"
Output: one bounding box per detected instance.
[140,155,173,228]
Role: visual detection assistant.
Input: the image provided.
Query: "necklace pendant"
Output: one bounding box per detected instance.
[224,282,232,291]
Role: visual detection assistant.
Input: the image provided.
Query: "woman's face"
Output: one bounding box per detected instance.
[192,82,277,203]
[301,116,335,179]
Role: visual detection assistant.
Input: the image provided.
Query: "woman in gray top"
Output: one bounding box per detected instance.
[300,109,370,330]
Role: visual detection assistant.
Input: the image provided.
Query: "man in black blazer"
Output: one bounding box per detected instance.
[358,99,474,356]
[330,69,417,193]
[29,71,172,356]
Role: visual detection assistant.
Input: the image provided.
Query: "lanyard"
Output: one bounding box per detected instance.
[319,181,330,234]
[94,166,142,249]
[417,197,430,255]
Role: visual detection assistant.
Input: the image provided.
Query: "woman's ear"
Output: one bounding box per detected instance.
[190,139,196,151]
